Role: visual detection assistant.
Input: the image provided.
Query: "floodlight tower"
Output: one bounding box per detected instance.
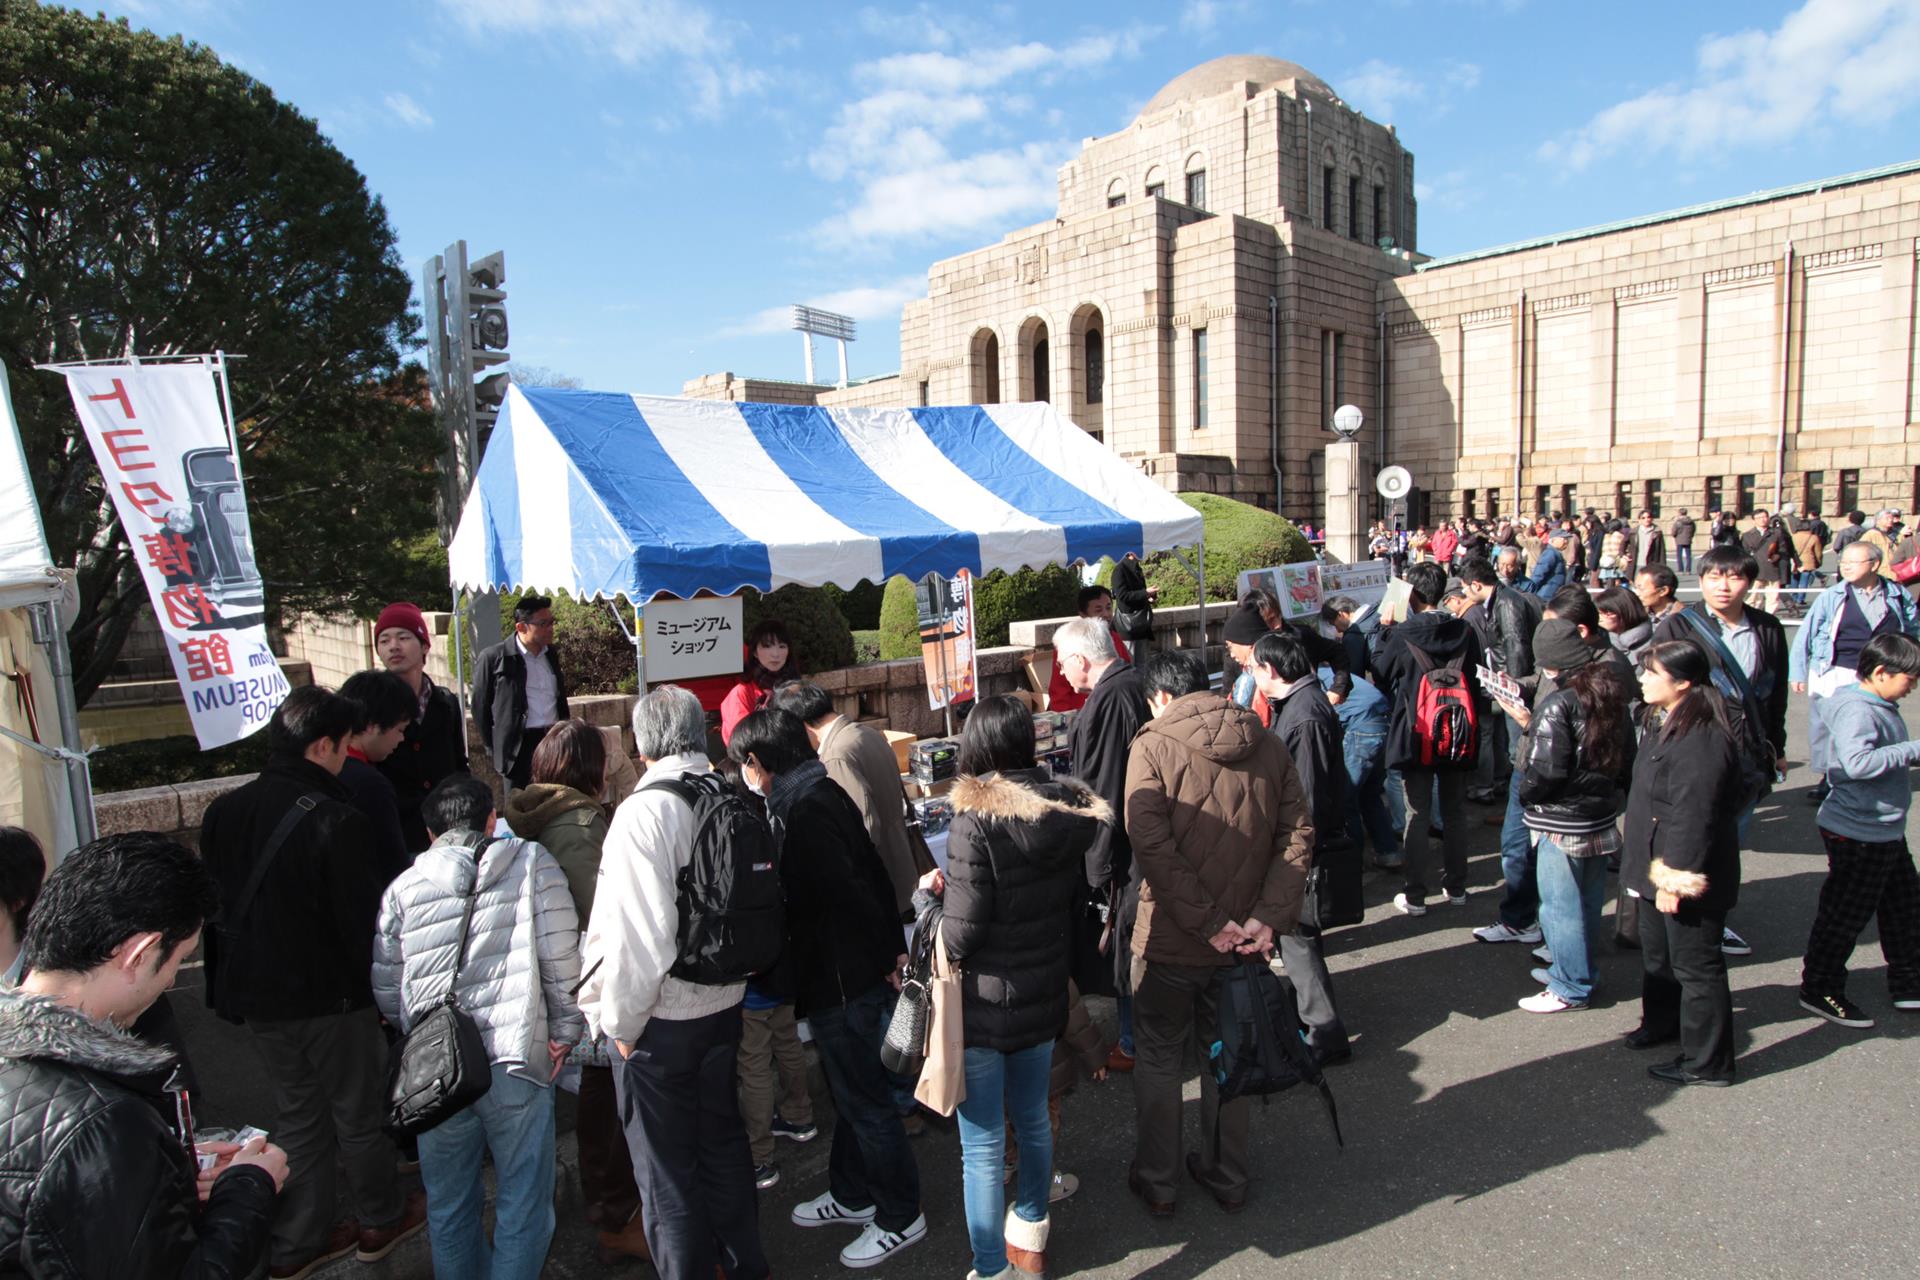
[791,305,856,387]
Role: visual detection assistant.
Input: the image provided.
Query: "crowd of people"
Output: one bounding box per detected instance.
[2,516,1919,1276]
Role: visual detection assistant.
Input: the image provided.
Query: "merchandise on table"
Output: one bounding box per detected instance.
[912,796,954,836]
[909,738,958,784]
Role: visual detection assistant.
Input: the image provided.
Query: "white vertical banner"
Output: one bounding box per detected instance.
[62,363,287,748]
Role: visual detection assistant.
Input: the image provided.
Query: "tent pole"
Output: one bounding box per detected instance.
[1193,526,1208,656]
[450,588,468,732]
[33,598,95,856]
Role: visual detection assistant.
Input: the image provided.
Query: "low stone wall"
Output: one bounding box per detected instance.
[280,611,459,691]
[1008,601,1229,667]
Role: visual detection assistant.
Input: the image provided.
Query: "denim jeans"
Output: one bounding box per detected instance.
[1116,994,1135,1056]
[1676,545,1693,573]
[1535,835,1609,1003]
[1385,767,1408,838]
[1498,771,1539,929]
[1343,730,1400,858]
[956,1041,1053,1277]
[806,985,921,1233]
[417,1064,557,1280]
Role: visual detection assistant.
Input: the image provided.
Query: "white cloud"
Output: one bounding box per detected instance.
[857,5,955,48]
[1414,168,1473,212]
[1540,0,1920,171]
[809,30,1149,245]
[718,275,929,338]
[435,0,763,116]
[383,92,434,130]
[1181,0,1221,34]
[1339,57,1481,122]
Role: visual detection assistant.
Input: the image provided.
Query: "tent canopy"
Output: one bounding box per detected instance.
[0,365,61,609]
[449,388,1204,603]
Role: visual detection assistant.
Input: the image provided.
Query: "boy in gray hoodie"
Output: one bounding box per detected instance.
[1800,632,1920,1029]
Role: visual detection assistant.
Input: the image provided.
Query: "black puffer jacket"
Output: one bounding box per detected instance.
[1517,685,1635,835]
[1621,720,1743,914]
[943,770,1111,1053]
[1487,585,1543,679]
[0,992,277,1277]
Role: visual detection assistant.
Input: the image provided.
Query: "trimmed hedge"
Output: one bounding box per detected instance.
[1139,494,1309,606]
[741,584,856,672]
[878,575,921,661]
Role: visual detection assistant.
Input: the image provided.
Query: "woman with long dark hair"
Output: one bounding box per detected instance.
[1595,586,1654,671]
[1514,620,1637,1013]
[720,619,801,744]
[918,695,1107,1279]
[1621,640,1744,1084]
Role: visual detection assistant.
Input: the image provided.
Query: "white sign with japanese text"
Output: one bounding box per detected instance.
[62,364,286,748]
[643,596,744,682]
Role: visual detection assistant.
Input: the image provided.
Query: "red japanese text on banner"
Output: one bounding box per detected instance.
[62,364,286,748]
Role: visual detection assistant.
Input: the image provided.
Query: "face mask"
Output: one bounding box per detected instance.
[744,774,766,798]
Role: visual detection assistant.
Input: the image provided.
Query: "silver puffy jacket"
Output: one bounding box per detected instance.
[372,830,585,1085]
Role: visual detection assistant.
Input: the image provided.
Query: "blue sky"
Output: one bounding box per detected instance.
[95,0,1920,393]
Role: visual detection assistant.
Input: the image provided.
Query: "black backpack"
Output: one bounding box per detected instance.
[642,772,786,985]
[1208,959,1343,1148]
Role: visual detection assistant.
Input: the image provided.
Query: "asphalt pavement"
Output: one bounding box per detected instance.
[173,683,1920,1279]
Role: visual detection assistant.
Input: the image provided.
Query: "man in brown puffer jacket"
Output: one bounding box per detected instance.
[1121,650,1313,1216]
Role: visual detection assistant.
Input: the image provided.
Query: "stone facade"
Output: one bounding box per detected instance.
[1382,163,1920,524]
[685,55,1920,531]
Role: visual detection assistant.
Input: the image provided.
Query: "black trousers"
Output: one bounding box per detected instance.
[612,1006,769,1280]
[506,724,552,790]
[1279,928,1347,1058]
[1638,896,1735,1081]
[1802,830,1920,1000]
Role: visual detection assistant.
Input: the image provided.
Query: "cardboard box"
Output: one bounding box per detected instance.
[1005,688,1042,712]
[883,730,915,775]
[903,775,956,800]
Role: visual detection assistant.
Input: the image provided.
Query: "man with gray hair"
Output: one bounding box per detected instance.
[1790,540,1920,804]
[1057,614,1152,1070]
[1517,531,1571,597]
[579,685,768,1279]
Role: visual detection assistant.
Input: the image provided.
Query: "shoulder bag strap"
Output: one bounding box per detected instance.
[1681,609,1756,706]
[215,793,322,1011]
[430,836,498,1014]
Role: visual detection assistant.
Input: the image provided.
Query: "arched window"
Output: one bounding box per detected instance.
[1034,334,1050,403]
[1019,317,1050,403]
[1085,326,1104,404]
[1143,165,1165,200]
[1106,177,1127,209]
[1183,152,1207,211]
[970,329,1000,403]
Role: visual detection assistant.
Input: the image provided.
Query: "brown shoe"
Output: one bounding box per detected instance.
[597,1208,654,1264]
[357,1188,428,1262]
[1126,1162,1174,1217]
[1106,1045,1135,1073]
[269,1221,359,1279]
[1185,1153,1246,1213]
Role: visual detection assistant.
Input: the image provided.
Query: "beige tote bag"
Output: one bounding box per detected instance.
[913,926,966,1116]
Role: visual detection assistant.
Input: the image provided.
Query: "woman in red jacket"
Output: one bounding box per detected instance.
[720,619,801,745]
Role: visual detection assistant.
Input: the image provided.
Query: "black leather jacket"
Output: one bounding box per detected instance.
[1486,586,1543,679]
[1517,686,1634,835]
[0,993,276,1277]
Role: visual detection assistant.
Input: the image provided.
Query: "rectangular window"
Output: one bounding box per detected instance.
[1464,488,1478,520]
[1912,465,1920,516]
[1646,478,1663,519]
[1322,166,1335,231]
[1145,182,1164,200]
[1348,175,1362,241]
[1559,484,1576,518]
[917,381,930,407]
[1486,488,1500,519]
[1705,476,1724,515]
[1107,192,1126,208]
[1320,329,1343,430]
[1372,185,1386,246]
[1838,468,1860,515]
[1534,484,1550,516]
[1803,470,1824,519]
[1615,481,1632,518]
[1192,328,1209,430]
[1185,169,1207,211]
[1736,474,1756,516]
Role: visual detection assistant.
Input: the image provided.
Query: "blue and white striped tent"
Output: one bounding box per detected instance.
[448,387,1204,603]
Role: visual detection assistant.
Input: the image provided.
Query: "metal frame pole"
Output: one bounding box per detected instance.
[33,598,97,854]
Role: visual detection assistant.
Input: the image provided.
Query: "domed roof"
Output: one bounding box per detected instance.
[1138,55,1334,119]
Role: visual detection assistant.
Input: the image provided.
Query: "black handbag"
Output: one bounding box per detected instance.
[880,914,937,1076]
[1301,837,1364,931]
[386,860,494,1137]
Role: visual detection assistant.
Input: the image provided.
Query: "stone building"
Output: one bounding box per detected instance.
[688,54,1920,528]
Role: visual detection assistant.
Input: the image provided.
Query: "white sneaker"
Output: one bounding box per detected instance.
[791,1190,875,1229]
[1519,989,1587,1013]
[839,1214,927,1268]
[1436,890,1468,907]
[1049,1170,1079,1203]
[1530,967,1553,985]
[1473,921,1543,944]
[1720,927,1753,956]
[1393,892,1426,917]
[1531,944,1554,964]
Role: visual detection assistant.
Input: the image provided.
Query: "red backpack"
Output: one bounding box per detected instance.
[1408,646,1478,769]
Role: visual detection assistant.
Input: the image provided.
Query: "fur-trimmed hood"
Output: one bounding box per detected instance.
[0,990,177,1083]
[950,769,1114,828]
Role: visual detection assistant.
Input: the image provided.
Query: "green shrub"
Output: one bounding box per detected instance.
[741,584,855,672]
[820,580,886,631]
[970,565,1083,648]
[556,594,638,694]
[91,731,273,793]
[850,629,882,664]
[1141,494,1310,606]
[878,575,921,660]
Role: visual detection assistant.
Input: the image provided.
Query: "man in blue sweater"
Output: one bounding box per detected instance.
[1799,632,1920,1029]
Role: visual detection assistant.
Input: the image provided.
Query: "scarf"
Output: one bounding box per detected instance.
[766,760,828,840]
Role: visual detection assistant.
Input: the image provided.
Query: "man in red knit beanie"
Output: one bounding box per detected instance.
[373,602,469,851]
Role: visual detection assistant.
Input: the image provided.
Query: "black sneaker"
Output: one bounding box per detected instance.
[754,1162,781,1190]
[1799,991,1874,1028]
[770,1114,818,1143]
